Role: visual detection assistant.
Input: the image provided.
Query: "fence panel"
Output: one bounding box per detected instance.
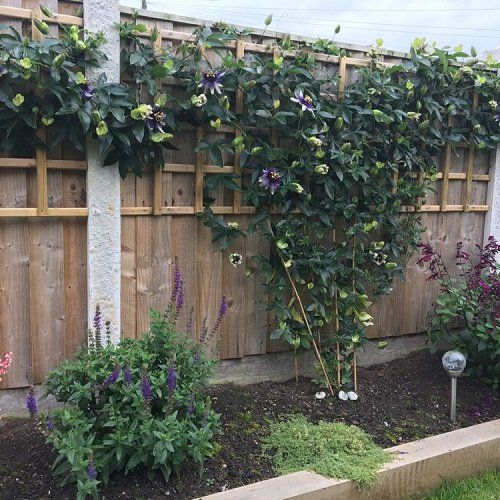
[0,2,494,388]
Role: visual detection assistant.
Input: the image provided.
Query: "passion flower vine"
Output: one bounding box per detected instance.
[290,90,315,112]
[199,69,225,94]
[259,168,282,194]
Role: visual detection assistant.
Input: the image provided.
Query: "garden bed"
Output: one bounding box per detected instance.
[0,351,498,499]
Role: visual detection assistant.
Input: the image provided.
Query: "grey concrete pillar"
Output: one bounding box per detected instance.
[484,146,500,251]
[84,0,121,343]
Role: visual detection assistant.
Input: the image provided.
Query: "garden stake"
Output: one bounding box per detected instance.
[268,221,335,397]
[353,350,358,393]
[352,237,358,393]
[333,228,342,389]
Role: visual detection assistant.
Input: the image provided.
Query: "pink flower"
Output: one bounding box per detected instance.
[0,352,13,382]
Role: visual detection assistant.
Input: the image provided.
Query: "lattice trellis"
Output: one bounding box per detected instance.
[0,5,491,218]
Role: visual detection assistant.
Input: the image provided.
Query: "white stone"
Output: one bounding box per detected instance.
[338,390,348,401]
[347,391,358,401]
[315,391,326,399]
[84,0,121,344]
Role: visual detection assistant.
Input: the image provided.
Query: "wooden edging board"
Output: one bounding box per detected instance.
[199,419,500,500]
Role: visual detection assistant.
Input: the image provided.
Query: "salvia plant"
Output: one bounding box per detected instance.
[418,236,500,388]
[40,262,226,499]
[1,8,499,389]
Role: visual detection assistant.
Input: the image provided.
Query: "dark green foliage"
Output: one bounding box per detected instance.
[43,309,220,499]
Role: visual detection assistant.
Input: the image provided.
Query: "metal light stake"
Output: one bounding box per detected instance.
[442,350,467,423]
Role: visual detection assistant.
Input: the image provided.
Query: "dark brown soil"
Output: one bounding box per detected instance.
[0,350,498,499]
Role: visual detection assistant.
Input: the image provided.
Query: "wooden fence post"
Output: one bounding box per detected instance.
[84,0,121,343]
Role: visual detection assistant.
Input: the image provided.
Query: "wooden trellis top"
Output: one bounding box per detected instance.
[0,4,492,218]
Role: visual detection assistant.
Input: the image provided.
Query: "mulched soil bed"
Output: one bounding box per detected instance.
[0,350,498,499]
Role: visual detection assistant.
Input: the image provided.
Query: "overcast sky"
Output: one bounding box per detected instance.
[120,0,500,56]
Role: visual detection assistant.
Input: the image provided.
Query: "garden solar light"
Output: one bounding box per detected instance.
[442,350,466,423]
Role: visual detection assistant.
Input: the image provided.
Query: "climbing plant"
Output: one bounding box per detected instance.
[1,7,499,390]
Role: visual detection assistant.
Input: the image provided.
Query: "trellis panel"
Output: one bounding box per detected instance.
[0,2,496,388]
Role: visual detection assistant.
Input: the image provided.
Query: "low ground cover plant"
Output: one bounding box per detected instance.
[36,263,226,499]
[418,236,500,388]
[262,415,390,486]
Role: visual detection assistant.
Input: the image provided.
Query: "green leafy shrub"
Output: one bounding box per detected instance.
[43,263,226,499]
[262,415,390,486]
[418,237,500,388]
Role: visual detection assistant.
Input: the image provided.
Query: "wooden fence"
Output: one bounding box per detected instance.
[0,1,495,388]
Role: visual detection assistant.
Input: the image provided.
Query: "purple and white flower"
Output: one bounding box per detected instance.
[80,81,95,100]
[199,69,225,95]
[145,104,166,133]
[258,168,282,195]
[290,91,314,113]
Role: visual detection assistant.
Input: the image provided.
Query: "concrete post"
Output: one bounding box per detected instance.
[84,0,121,343]
[484,147,500,251]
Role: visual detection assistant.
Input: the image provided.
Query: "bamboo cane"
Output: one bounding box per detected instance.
[268,221,335,396]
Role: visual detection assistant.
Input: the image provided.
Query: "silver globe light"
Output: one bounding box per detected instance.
[442,350,466,422]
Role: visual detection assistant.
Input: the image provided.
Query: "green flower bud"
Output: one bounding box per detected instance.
[75,40,87,50]
[244,80,256,91]
[91,110,101,124]
[219,95,230,110]
[384,262,397,269]
[131,104,152,120]
[96,121,108,136]
[377,341,388,349]
[41,115,54,126]
[210,118,221,129]
[75,72,86,85]
[290,183,304,194]
[53,53,65,67]
[232,136,244,148]
[12,94,24,106]
[314,164,329,175]
[33,19,50,35]
[334,116,344,129]
[264,14,273,26]
[335,25,341,34]
[19,58,32,70]
[155,94,167,107]
[40,5,55,18]
[276,240,288,250]
[251,146,263,155]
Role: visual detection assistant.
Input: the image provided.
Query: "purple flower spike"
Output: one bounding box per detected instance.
[171,257,181,303]
[123,366,132,385]
[26,388,37,417]
[258,168,282,195]
[103,364,120,388]
[211,295,229,337]
[45,415,55,431]
[176,281,184,315]
[80,82,95,100]
[87,461,97,480]
[199,69,225,95]
[290,91,314,112]
[167,364,177,392]
[141,370,153,403]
